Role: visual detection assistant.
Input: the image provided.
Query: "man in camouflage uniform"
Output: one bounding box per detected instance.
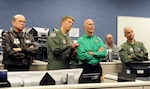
[46,16,79,70]
[119,26,148,73]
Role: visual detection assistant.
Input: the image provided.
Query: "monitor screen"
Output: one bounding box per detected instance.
[0,70,7,82]
[47,68,83,85]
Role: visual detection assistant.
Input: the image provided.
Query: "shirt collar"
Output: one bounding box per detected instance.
[58,29,68,37]
[126,40,137,45]
[84,34,93,38]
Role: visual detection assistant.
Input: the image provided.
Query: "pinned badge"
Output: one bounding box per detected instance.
[130,47,134,52]
[95,39,98,43]
[62,39,66,44]
[13,39,20,45]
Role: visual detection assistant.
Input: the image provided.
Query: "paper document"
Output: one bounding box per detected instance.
[69,28,79,37]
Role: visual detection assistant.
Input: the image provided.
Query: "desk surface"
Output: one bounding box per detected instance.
[100,60,121,64]
[1,81,150,89]
[0,60,47,69]
[0,60,122,73]
[0,60,121,66]
[32,60,47,65]
[0,60,47,66]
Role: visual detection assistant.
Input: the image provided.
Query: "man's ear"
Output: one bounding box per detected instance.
[12,20,14,25]
[124,34,126,38]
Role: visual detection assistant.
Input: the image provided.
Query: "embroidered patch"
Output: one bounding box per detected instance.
[50,32,56,38]
[62,39,66,44]
[95,39,98,43]
[129,47,134,52]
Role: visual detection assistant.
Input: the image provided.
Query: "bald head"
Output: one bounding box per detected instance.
[106,34,113,39]
[12,14,25,21]
[84,19,93,26]
[83,19,95,36]
[12,14,26,32]
[124,26,133,34]
[123,26,134,41]
[106,34,114,45]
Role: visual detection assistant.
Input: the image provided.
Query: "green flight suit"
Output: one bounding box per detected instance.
[119,40,148,72]
[46,29,74,70]
[77,34,107,65]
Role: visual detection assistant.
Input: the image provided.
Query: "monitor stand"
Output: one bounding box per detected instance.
[0,81,11,88]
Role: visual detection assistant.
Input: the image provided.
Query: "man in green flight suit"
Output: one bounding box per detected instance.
[119,26,149,73]
[77,19,107,83]
[46,16,79,70]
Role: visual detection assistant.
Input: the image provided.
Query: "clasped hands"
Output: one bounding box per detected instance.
[71,43,79,55]
[71,43,79,50]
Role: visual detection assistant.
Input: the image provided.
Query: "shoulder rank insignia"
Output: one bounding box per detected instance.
[54,28,59,31]
[50,32,56,38]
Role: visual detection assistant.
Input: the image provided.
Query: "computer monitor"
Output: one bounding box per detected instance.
[7,69,83,87]
[78,73,101,83]
[0,70,7,82]
[117,72,136,82]
[129,61,150,77]
[0,70,11,87]
[7,71,46,87]
[47,68,83,85]
[29,27,49,42]
[29,27,49,61]
[0,29,4,47]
